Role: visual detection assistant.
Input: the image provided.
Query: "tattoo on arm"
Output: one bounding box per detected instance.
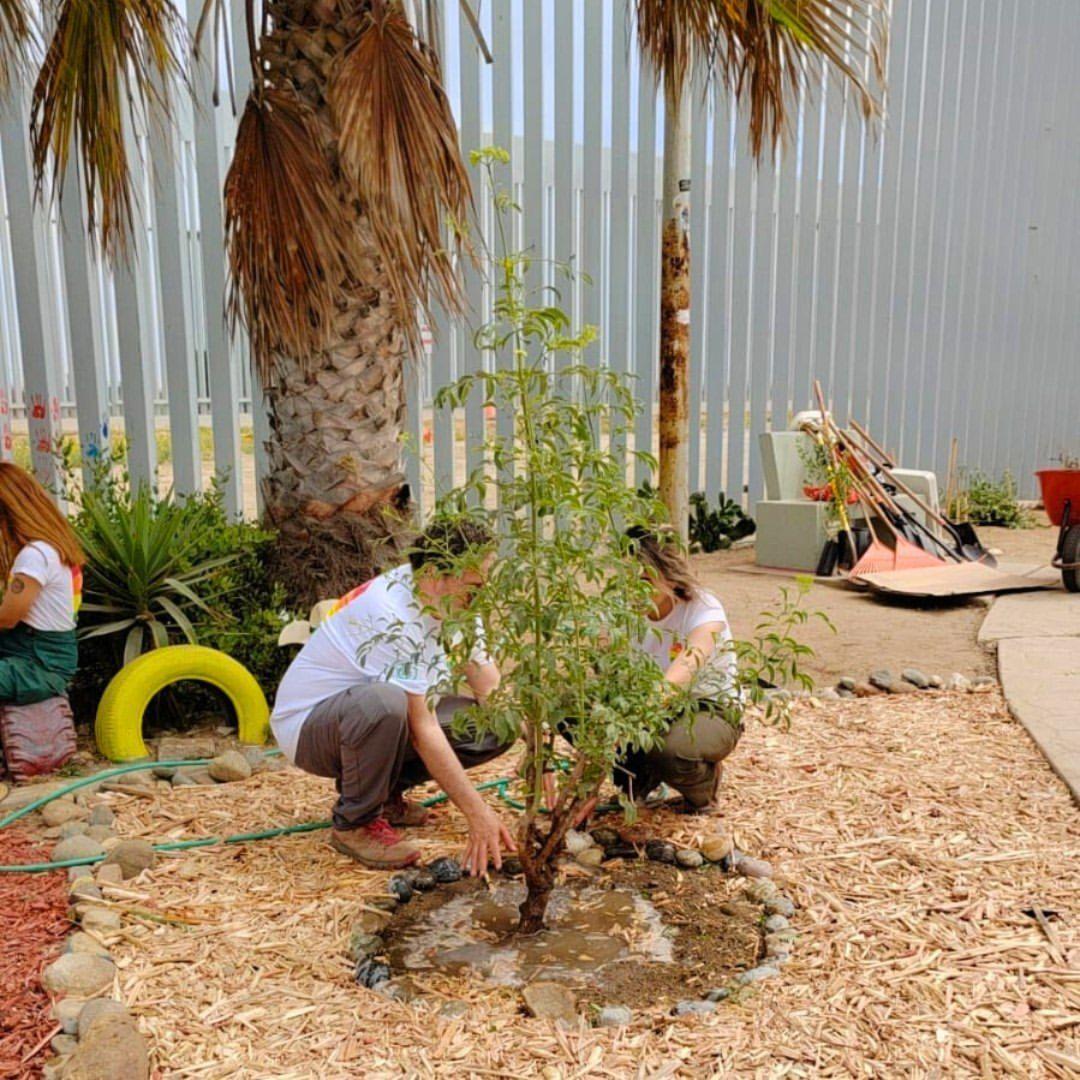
[9,578,25,594]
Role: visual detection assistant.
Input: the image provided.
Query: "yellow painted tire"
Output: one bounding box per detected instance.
[95,645,270,762]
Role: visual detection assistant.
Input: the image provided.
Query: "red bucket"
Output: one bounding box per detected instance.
[1036,469,1080,527]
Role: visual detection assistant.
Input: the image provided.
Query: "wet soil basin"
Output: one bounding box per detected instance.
[381,861,764,1010]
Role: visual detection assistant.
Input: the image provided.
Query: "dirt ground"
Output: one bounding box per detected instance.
[691,516,1061,685]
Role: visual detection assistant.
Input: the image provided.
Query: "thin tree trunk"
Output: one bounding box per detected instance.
[658,79,691,540]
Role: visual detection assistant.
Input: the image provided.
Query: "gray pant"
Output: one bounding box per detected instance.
[294,684,513,830]
[615,707,742,808]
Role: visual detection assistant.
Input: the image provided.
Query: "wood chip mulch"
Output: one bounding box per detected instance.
[83,691,1080,1077]
[0,831,69,1079]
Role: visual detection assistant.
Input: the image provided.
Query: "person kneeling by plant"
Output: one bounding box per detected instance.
[617,525,742,813]
[270,519,517,873]
[0,464,84,704]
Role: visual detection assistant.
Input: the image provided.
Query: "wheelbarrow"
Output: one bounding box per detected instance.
[1037,469,1080,592]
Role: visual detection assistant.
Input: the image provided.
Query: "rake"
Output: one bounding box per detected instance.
[812,382,947,580]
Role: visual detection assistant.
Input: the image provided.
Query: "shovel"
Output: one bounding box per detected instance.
[849,420,996,566]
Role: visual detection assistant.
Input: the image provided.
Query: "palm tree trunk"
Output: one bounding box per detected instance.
[658,79,691,540]
[258,1,412,605]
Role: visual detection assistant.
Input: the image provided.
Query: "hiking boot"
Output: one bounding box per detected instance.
[385,793,431,828]
[330,819,420,869]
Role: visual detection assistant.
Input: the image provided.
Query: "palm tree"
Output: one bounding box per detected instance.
[14,0,469,605]
[635,0,887,532]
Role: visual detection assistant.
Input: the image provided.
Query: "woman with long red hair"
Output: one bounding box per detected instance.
[0,464,83,703]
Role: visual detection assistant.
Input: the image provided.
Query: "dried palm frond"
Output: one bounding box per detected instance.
[30,0,187,261]
[0,0,33,94]
[635,0,887,157]
[329,0,471,353]
[224,87,353,380]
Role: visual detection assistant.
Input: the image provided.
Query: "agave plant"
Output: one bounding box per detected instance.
[74,479,238,664]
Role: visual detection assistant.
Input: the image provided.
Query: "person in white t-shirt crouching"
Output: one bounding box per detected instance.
[270,520,516,873]
[618,525,743,813]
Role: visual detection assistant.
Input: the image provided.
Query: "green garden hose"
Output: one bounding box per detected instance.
[0,754,612,873]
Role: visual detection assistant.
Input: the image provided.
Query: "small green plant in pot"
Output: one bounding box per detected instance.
[417,151,823,934]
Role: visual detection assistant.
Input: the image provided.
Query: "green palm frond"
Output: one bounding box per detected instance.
[30,0,187,261]
[635,0,887,157]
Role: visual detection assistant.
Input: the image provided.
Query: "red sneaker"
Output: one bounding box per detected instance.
[330,818,420,869]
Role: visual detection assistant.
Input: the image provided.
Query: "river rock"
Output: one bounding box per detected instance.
[80,907,122,933]
[946,672,971,692]
[837,687,856,698]
[42,953,115,996]
[77,999,130,1039]
[84,826,114,844]
[405,868,437,892]
[388,875,413,902]
[590,827,619,848]
[701,836,733,863]
[367,895,398,912]
[349,931,384,962]
[428,856,463,884]
[438,1000,469,1020]
[735,964,781,985]
[564,830,594,856]
[354,958,391,989]
[819,687,841,701]
[744,879,780,903]
[705,987,731,1002]
[95,864,124,886]
[66,931,112,958]
[676,849,704,869]
[353,909,391,935]
[576,848,605,869]
[736,856,773,879]
[673,1000,716,1016]
[51,1033,79,1056]
[838,676,857,691]
[53,997,84,1035]
[971,675,996,693]
[596,1005,632,1028]
[869,669,895,692]
[764,914,790,932]
[101,839,155,880]
[241,746,267,773]
[853,682,885,697]
[207,751,251,783]
[764,894,795,917]
[42,799,88,828]
[887,680,920,695]
[70,879,102,902]
[928,673,943,688]
[645,839,676,864]
[157,735,214,762]
[59,821,89,839]
[500,856,524,877]
[53,835,105,864]
[66,1011,149,1080]
[901,668,930,689]
[521,982,577,1023]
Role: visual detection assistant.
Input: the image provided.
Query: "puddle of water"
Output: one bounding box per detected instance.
[387,882,675,987]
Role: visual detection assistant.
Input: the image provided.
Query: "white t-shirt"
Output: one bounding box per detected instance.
[637,589,737,701]
[270,564,487,762]
[11,542,81,632]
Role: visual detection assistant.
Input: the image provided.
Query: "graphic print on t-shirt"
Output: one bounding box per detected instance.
[327,579,373,619]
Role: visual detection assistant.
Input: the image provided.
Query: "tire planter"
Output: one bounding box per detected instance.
[94,645,269,762]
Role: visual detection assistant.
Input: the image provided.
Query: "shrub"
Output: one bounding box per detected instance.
[949,470,1033,529]
[417,150,822,933]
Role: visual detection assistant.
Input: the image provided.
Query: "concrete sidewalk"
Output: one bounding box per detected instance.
[984,591,1080,805]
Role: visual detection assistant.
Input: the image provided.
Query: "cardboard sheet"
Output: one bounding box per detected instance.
[855,561,1060,598]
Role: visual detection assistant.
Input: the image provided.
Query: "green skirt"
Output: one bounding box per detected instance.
[0,623,78,704]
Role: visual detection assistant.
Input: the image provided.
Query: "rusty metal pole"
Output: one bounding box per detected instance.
[658,75,692,540]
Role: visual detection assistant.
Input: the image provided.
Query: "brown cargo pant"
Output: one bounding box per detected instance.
[614,707,742,807]
[294,683,513,830]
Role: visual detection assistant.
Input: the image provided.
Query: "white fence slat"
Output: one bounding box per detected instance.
[581,3,603,364]
[770,134,797,437]
[59,164,110,483]
[632,69,657,484]
[687,84,708,492]
[187,0,243,517]
[0,97,64,492]
[748,156,776,508]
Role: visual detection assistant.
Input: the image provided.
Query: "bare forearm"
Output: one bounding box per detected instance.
[409,717,487,818]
